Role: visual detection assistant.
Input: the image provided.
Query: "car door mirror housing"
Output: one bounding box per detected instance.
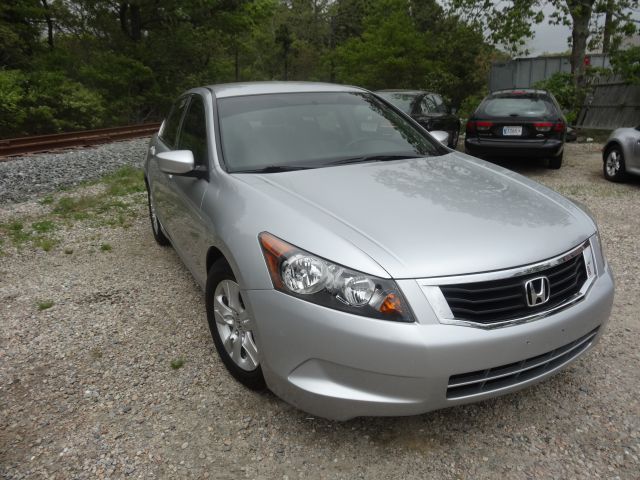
[157,150,196,175]
[450,107,458,115]
[430,130,449,145]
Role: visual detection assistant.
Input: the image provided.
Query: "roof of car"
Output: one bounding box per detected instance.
[490,88,549,96]
[376,90,427,95]
[207,81,366,98]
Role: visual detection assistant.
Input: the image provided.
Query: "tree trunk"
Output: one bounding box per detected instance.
[602,0,614,55]
[40,0,54,49]
[284,53,288,80]
[567,0,596,118]
[119,3,129,37]
[234,41,239,82]
[130,4,142,41]
[568,0,594,90]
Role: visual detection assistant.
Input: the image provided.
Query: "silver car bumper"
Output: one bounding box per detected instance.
[246,264,614,421]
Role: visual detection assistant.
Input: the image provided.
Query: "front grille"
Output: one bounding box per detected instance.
[447,327,599,399]
[440,252,587,324]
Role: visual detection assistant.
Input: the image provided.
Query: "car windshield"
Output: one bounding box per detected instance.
[375,92,416,114]
[481,95,552,117]
[218,92,443,173]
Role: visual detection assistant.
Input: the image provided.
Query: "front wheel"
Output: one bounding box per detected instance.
[205,259,266,390]
[603,146,627,182]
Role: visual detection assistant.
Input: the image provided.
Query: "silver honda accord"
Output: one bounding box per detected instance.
[144,82,614,420]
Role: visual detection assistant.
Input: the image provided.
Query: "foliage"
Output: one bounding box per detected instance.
[610,46,640,84]
[534,72,578,121]
[0,0,500,137]
[333,0,491,108]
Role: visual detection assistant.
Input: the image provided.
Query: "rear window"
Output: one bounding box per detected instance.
[480,95,553,117]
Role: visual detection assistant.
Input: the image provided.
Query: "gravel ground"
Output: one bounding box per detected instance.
[1,142,639,479]
[0,138,149,204]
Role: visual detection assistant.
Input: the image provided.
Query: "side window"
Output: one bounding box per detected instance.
[177,96,208,167]
[419,96,437,114]
[431,94,447,113]
[160,96,189,148]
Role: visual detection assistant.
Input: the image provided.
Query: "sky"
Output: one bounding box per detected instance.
[525,3,640,56]
[527,20,572,56]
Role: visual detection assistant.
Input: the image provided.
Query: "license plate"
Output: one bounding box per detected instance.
[503,126,522,136]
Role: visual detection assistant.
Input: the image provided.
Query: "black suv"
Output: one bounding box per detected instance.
[376,90,461,148]
[465,89,567,169]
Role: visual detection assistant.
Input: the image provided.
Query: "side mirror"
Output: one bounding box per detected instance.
[157,150,195,175]
[430,130,449,145]
[450,107,458,115]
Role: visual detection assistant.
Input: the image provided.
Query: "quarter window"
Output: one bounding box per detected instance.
[177,96,208,166]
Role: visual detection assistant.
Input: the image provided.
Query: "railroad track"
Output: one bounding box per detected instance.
[0,122,161,159]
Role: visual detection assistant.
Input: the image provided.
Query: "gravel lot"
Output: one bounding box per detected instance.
[1,141,639,479]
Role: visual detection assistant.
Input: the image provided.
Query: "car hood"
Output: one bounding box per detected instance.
[239,152,596,279]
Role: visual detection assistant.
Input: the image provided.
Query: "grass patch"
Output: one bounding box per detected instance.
[0,220,58,252]
[51,167,144,225]
[100,243,112,251]
[0,166,145,255]
[37,300,54,310]
[32,220,56,234]
[35,237,58,251]
[5,221,31,245]
[170,359,185,370]
[40,195,54,205]
[103,166,146,197]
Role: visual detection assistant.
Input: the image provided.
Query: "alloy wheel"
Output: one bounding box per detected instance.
[605,150,620,177]
[213,280,259,371]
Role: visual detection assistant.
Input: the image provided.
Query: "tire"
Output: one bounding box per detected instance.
[548,151,563,169]
[205,259,266,390]
[603,146,627,182]
[448,128,460,149]
[145,182,170,246]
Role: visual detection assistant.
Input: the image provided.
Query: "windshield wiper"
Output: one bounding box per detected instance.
[327,154,422,166]
[233,165,316,173]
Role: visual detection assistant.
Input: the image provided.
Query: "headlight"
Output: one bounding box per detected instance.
[259,232,413,322]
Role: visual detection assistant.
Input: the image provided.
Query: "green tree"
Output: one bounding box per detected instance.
[333,0,490,108]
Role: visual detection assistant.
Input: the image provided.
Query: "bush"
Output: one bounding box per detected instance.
[0,69,27,137]
[23,71,105,134]
[533,72,577,123]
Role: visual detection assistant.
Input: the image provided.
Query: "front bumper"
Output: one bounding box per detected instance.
[246,264,614,420]
[465,137,563,159]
